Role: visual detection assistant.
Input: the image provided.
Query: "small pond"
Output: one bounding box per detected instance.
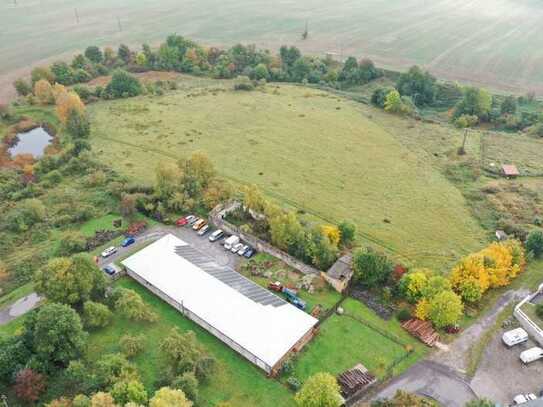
[8,127,53,158]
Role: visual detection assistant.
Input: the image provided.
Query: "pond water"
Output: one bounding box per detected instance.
[8,127,53,158]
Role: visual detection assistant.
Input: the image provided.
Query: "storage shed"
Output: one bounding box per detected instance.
[122,234,318,375]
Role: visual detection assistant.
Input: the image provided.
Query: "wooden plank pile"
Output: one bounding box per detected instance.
[337,364,376,398]
[126,221,148,237]
[401,318,439,347]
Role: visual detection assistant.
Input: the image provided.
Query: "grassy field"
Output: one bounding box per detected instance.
[89,79,486,269]
[292,298,427,382]
[482,132,543,176]
[86,278,296,407]
[2,0,543,101]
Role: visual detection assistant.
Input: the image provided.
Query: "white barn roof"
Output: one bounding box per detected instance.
[122,234,318,370]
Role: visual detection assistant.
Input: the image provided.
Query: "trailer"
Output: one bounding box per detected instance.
[520,347,543,364]
[223,235,240,250]
[502,328,528,347]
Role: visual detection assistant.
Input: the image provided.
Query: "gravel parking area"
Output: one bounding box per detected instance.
[471,330,543,404]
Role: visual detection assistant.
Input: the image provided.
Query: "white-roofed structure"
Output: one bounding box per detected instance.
[121,234,318,375]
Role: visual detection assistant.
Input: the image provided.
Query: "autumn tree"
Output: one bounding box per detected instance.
[450,255,489,303]
[428,290,463,328]
[31,66,55,85]
[34,79,54,104]
[83,301,113,329]
[154,162,182,202]
[113,288,158,322]
[34,253,106,307]
[111,379,148,405]
[149,387,192,407]
[294,372,341,407]
[56,90,85,124]
[400,269,431,303]
[14,368,47,403]
[46,397,73,407]
[90,392,117,407]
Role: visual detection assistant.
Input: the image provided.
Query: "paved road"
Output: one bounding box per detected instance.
[370,361,476,407]
[0,292,42,326]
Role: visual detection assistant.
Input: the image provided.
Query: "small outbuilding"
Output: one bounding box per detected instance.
[323,253,353,293]
[501,164,520,178]
[495,230,508,241]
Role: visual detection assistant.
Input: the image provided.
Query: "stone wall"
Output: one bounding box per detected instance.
[209,202,320,276]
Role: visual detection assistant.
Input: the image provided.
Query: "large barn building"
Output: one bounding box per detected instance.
[122,234,318,375]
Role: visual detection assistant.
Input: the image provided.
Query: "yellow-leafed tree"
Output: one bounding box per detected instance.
[34,79,54,104]
[450,255,489,303]
[321,225,340,248]
[56,91,85,124]
[414,298,431,321]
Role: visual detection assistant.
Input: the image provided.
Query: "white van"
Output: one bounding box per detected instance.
[223,235,240,250]
[520,347,543,364]
[502,328,528,347]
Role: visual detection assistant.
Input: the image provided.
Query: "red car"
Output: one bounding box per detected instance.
[268,281,283,292]
[176,215,195,227]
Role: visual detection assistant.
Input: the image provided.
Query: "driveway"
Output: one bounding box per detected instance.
[369,361,475,407]
[0,293,42,325]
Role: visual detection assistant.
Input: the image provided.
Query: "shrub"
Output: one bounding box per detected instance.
[233,75,254,91]
[105,69,143,98]
[56,231,87,256]
[119,334,145,358]
[83,301,112,329]
[114,288,158,322]
[111,379,148,405]
[14,78,32,96]
[338,220,356,247]
[287,376,301,391]
[172,372,199,401]
[428,290,464,328]
[353,247,394,288]
[397,308,412,322]
[526,229,543,258]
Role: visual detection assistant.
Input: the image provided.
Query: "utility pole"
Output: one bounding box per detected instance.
[117,16,122,32]
[459,128,468,155]
[74,8,79,24]
[302,20,308,40]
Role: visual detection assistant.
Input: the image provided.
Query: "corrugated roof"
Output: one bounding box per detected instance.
[122,234,318,369]
[502,164,520,176]
[327,253,353,280]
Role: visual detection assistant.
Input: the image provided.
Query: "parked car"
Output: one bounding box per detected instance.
[102,265,116,276]
[520,347,543,364]
[268,281,283,292]
[243,247,255,258]
[121,237,135,247]
[237,245,249,256]
[101,246,117,258]
[223,235,240,250]
[192,219,207,231]
[231,242,244,253]
[209,229,224,242]
[176,215,193,227]
[188,216,199,225]
[502,328,528,347]
[197,224,210,236]
[513,394,537,405]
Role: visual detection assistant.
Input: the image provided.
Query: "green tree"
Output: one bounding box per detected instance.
[119,334,145,358]
[526,229,543,258]
[51,61,75,85]
[31,66,55,85]
[111,379,148,405]
[454,87,492,121]
[428,290,464,328]
[118,44,132,64]
[500,95,517,115]
[159,328,205,379]
[34,254,106,307]
[85,46,103,64]
[294,372,341,407]
[353,248,394,288]
[66,108,91,139]
[371,87,394,109]
[105,69,142,98]
[338,220,356,247]
[384,90,404,114]
[83,301,112,329]
[149,387,192,407]
[95,353,139,389]
[113,288,158,322]
[73,394,91,407]
[396,66,436,106]
[56,231,87,256]
[13,78,32,96]
[25,303,88,367]
[254,63,269,80]
[172,372,199,402]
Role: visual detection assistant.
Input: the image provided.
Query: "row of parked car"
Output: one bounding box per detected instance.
[176,215,256,258]
[502,327,543,405]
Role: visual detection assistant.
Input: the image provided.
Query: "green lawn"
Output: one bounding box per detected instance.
[292,298,428,382]
[89,80,487,270]
[86,277,296,407]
